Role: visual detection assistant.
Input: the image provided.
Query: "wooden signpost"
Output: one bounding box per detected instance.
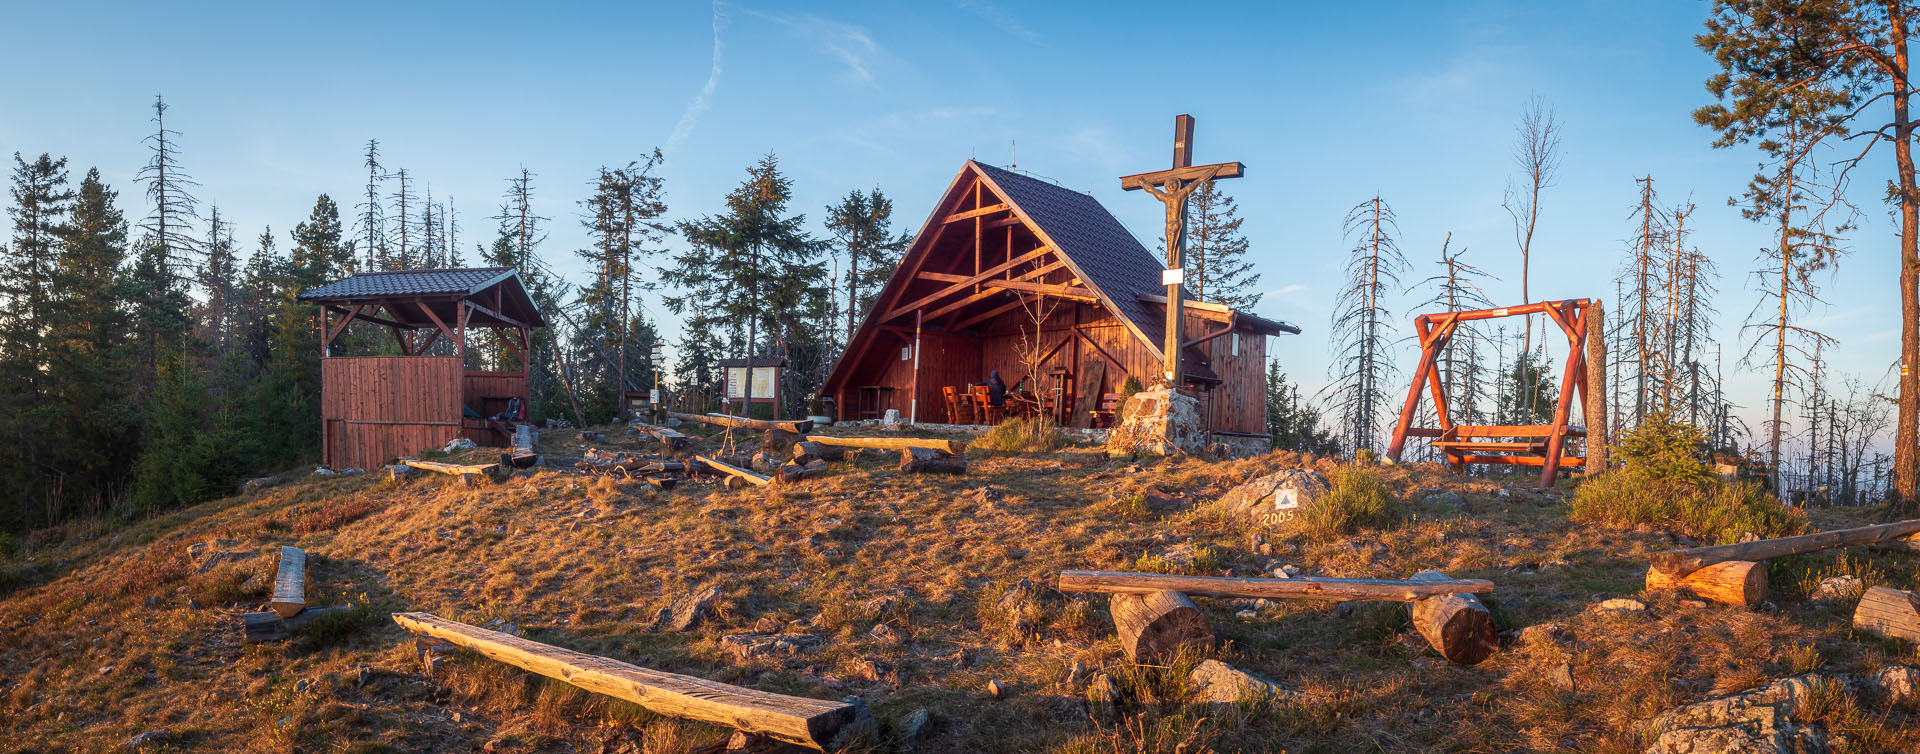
[1120,114,1245,386]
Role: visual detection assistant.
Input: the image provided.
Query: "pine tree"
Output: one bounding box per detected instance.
[1266,360,1339,454]
[197,204,239,355]
[1184,180,1261,311]
[1322,196,1408,454]
[2,153,74,400]
[825,188,912,340]
[44,169,139,519]
[578,153,668,415]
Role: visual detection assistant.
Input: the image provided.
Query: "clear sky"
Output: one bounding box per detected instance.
[0,0,1902,447]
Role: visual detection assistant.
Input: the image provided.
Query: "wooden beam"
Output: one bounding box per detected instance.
[325,304,411,331]
[696,455,771,487]
[984,215,1024,230]
[1056,570,1494,602]
[944,202,1010,223]
[324,304,365,348]
[1647,520,1920,579]
[974,279,1097,300]
[670,412,813,434]
[801,434,966,455]
[465,298,530,330]
[392,612,863,749]
[1118,162,1245,191]
[270,546,306,618]
[879,246,1053,322]
[953,298,1028,331]
[633,422,691,449]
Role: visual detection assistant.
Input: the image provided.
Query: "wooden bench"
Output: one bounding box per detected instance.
[1090,393,1121,427]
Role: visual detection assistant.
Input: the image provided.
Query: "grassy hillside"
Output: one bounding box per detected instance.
[1,426,1916,753]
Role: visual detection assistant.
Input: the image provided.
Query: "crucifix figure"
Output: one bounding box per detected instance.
[1120,114,1245,386]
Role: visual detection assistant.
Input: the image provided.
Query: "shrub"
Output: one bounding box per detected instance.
[25,526,66,550]
[970,416,1068,453]
[1573,412,1805,543]
[110,544,193,597]
[1116,375,1144,408]
[294,499,377,535]
[1294,465,1395,538]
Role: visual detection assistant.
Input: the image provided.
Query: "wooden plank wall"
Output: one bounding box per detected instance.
[1196,326,1267,435]
[459,370,529,445]
[321,356,462,470]
[873,331,982,424]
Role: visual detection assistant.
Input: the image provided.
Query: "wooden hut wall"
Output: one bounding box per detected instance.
[1195,326,1268,435]
[871,330,982,423]
[321,356,462,470]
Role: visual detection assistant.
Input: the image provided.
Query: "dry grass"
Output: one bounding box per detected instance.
[0,426,1916,753]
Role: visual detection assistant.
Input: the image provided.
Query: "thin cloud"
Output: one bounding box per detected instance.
[667,0,728,155]
[744,9,886,86]
[955,0,1043,45]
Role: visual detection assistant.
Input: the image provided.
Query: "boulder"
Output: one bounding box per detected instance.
[1210,468,1330,527]
[1641,674,1831,754]
[1423,491,1466,511]
[719,633,821,660]
[1188,659,1295,706]
[1592,598,1648,614]
[1808,576,1863,604]
[1104,386,1207,457]
[897,708,931,742]
[444,437,478,453]
[1869,665,1920,706]
[1086,673,1121,722]
[657,586,720,631]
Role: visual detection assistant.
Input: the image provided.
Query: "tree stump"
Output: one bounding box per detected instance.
[898,447,966,474]
[1644,560,1767,608]
[791,441,846,464]
[1855,586,1920,643]
[1408,569,1498,665]
[1110,590,1212,663]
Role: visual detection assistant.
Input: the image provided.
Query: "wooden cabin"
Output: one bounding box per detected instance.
[823,160,1297,442]
[297,267,547,470]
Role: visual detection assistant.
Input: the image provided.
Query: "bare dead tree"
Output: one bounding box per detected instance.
[1617,175,1668,426]
[1413,232,1498,440]
[357,138,385,272]
[1322,196,1408,454]
[1014,291,1065,437]
[1503,95,1562,418]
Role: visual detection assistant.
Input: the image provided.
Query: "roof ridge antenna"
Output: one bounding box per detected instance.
[977,160,1075,194]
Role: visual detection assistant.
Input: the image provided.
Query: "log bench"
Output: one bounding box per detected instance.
[1644,519,1920,608]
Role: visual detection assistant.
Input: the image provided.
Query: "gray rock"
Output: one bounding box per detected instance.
[126,730,170,749]
[1642,674,1832,754]
[657,586,720,631]
[719,633,821,660]
[1086,673,1121,722]
[480,618,523,637]
[897,708,931,742]
[1189,659,1295,706]
[1592,598,1648,614]
[1065,661,1089,690]
[1549,663,1575,693]
[1869,665,1920,706]
[986,679,1005,698]
[1273,564,1301,579]
[1212,468,1330,526]
[1423,491,1467,510]
[1808,576,1863,604]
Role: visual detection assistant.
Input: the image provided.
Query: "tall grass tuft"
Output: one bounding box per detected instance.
[1294,465,1396,538]
[970,416,1068,453]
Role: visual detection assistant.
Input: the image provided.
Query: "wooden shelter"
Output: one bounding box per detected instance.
[297,267,547,470]
[1385,299,1594,487]
[823,160,1297,438]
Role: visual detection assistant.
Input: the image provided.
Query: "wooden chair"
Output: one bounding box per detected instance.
[942,386,971,424]
[970,385,1001,424]
[1089,393,1122,428]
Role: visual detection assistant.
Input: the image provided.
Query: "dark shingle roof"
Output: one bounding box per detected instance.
[972,162,1174,357]
[298,267,516,301]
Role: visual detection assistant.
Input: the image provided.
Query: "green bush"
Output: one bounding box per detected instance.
[1116,375,1144,408]
[1573,413,1804,543]
[970,416,1068,453]
[1295,466,1396,538]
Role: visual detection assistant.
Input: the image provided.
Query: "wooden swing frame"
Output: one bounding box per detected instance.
[1386,299,1593,488]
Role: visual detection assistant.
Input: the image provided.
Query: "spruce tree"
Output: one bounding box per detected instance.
[197,204,239,355]
[825,188,912,340]
[45,169,138,519]
[2,153,74,399]
[1184,179,1261,312]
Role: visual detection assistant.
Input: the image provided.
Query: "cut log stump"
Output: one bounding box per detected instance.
[243,604,355,643]
[1408,569,1498,665]
[270,545,306,618]
[898,447,966,474]
[1645,560,1767,608]
[791,441,848,464]
[1856,586,1920,643]
[1110,589,1213,663]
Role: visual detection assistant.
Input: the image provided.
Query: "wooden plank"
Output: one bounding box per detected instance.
[1071,360,1106,428]
[670,412,813,434]
[943,202,1010,223]
[696,455,771,486]
[391,612,861,749]
[1056,570,1494,602]
[1647,520,1920,579]
[1118,162,1245,191]
[270,546,306,619]
[801,435,965,455]
[404,459,502,476]
[633,422,691,449]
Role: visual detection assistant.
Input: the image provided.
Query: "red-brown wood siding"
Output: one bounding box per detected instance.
[320,356,463,470]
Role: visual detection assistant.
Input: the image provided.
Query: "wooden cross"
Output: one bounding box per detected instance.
[1120,114,1245,385]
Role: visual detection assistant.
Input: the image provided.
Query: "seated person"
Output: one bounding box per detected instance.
[987,370,1007,407]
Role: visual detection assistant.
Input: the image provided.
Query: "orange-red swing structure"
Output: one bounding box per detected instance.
[1386,299,1596,488]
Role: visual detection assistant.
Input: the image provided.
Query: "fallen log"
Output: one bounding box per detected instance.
[801,435,967,455]
[898,446,966,474]
[633,422,691,449]
[1110,590,1213,663]
[670,412,814,435]
[1408,569,1498,665]
[270,545,306,618]
[791,441,848,464]
[1646,519,1920,578]
[1868,532,1920,553]
[243,604,356,643]
[1057,570,1494,602]
[645,476,678,490]
[1644,560,1767,608]
[775,460,830,485]
[1855,586,1920,643]
[391,612,865,749]
[697,455,771,487]
[404,459,500,487]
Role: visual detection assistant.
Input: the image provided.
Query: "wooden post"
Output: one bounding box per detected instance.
[1110,590,1213,663]
[910,310,922,424]
[1539,302,1586,487]
[270,546,306,619]
[1163,115,1194,387]
[1584,299,1609,474]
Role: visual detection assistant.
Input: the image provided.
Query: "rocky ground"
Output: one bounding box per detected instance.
[1,424,1917,753]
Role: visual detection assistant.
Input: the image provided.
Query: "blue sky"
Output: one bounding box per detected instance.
[0,1,1902,445]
